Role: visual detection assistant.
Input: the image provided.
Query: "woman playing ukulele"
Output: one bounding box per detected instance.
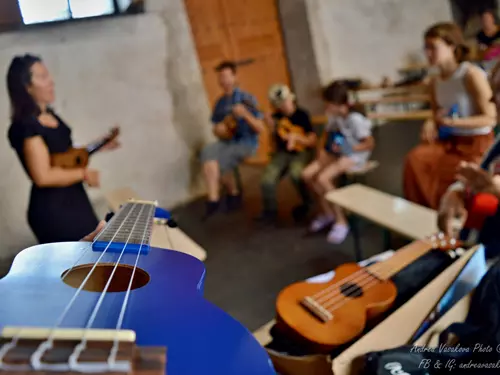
[7,54,119,244]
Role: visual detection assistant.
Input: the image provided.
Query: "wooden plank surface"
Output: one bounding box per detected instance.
[326,184,438,240]
[357,94,429,105]
[105,187,207,261]
[311,109,431,126]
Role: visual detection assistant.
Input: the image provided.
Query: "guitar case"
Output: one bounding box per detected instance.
[266,249,454,358]
[360,258,500,375]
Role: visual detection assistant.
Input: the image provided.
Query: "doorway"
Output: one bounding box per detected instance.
[184,0,291,164]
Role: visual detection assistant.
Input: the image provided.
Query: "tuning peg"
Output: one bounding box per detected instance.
[455,248,465,256]
[448,250,457,259]
[104,211,115,222]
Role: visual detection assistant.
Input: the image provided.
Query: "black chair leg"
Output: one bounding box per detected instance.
[350,215,363,262]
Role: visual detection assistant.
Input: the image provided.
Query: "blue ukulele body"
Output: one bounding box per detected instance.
[0,224,276,374]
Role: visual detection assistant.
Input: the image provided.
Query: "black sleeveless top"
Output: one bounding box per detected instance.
[8,111,98,243]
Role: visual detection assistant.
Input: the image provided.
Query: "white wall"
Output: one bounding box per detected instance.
[306,0,454,84]
[0,0,212,258]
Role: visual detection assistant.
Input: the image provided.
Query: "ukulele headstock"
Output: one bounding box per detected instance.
[108,127,120,140]
[427,232,465,259]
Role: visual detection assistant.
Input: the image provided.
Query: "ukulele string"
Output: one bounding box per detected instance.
[315,235,452,313]
[309,236,444,311]
[0,218,111,370]
[318,243,435,309]
[323,273,391,313]
[29,203,141,371]
[309,236,435,303]
[108,203,155,367]
[68,203,150,371]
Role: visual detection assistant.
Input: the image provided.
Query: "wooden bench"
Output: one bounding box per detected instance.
[104,187,207,261]
[326,184,437,261]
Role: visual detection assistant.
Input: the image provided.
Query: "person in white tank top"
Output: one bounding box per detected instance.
[403,22,496,210]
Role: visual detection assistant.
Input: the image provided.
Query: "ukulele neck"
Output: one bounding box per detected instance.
[92,200,156,255]
[366,238,436,279]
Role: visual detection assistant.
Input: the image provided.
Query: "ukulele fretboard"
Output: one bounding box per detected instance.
[92,202,155,255]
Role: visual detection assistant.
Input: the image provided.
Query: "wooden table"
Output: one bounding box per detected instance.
[105,187,207,261]
[326,184,438,260]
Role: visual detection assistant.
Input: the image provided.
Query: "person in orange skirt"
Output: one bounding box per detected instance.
[403,22,497,210]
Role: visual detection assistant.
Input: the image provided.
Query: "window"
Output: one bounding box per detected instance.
[17,0,120,25]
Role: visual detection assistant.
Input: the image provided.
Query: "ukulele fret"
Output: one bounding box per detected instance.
[93,202,155,255]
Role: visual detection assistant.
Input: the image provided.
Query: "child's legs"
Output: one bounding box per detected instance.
[288,151,313,207]
[260,152,289,213]
[303,150,336,196]
[317,157,356,224]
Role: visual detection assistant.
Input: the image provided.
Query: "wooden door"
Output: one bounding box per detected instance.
[184,0,291,164]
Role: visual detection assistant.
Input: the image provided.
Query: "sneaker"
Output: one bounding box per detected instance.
[308,215,335,233]
[226,194,243,211]
[201,200,220,221]
[327,223,350,244]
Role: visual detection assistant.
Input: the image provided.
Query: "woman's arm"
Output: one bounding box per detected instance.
[421,80,439,143]
[442,66,497,128]
[24,136,86,187]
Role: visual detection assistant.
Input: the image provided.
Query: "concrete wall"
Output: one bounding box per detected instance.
[306,0,454,84]
[278,0,324,115]
[0,0,211,258]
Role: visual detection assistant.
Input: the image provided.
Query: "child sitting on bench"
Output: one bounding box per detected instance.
[302,81,375,244]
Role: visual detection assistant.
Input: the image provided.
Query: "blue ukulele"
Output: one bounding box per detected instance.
[0,199,276,374]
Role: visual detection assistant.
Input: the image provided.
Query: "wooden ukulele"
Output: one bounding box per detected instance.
[0,199,276,375]
[276,118,306,152]
[275,233,463,354]
[50,127,120,168]
[219,99,258,140]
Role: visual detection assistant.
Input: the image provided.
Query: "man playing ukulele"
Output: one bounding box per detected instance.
[255,84,317,226]
[200,61,264,219]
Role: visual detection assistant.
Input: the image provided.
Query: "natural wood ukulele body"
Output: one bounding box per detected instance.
[275,236,462,354]
[276,263,396,353]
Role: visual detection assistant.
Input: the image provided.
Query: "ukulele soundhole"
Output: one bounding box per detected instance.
[76,156,82,165]
[340,282,363,298]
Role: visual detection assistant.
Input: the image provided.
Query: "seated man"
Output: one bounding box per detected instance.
[255,84,316,225]
[200,61,264,219]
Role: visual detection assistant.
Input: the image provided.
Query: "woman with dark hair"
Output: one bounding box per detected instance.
[477,9,500,61]
[6,54,119,243]
[403,22,496,210]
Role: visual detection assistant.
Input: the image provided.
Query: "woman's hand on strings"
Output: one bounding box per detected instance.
[80,220,106,242]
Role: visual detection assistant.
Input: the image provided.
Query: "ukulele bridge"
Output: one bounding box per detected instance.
[300,297,333,323]
[0,327,166,374]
